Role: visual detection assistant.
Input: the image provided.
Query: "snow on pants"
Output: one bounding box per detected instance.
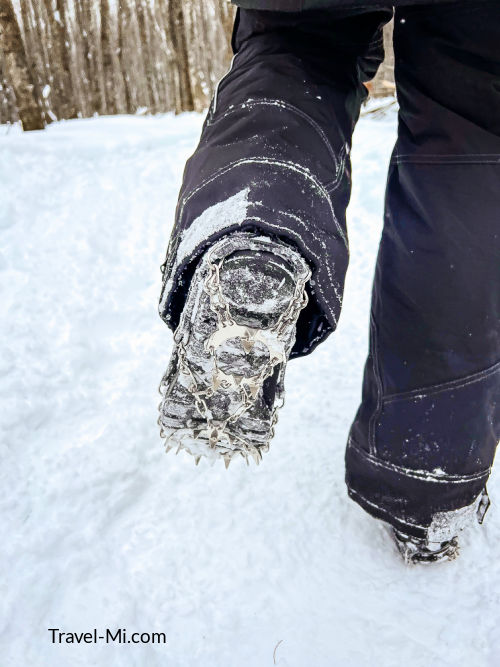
[158,2,500,542]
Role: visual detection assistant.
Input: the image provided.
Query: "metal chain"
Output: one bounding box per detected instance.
[173,248,310,453]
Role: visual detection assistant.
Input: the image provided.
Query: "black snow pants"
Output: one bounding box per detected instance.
[159,1,500,542]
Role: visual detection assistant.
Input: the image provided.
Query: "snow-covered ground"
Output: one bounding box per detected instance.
[1,109,499,667]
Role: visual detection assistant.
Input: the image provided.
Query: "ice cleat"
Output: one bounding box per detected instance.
[392,529,460,564]
[158,232,311,467]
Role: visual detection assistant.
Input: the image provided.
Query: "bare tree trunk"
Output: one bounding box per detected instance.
[31,0,53,112]
[118,0,132,113]
[19,0,50,121]
[152,0,169,110]
[76,0,99,114]
[100,0,115,114]
[134,0,154,111]
[187,0,205,111]
[158,0,178,111]
[55,0,77,118]
[167,0,194,113]
[0,57,18,123]
[218,0,235,41]
[0,0,44,129]
[144,0,160,110]
[74,0,90,114]
[40,0,75,119]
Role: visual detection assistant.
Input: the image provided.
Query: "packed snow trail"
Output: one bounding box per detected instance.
[1,111,498,667]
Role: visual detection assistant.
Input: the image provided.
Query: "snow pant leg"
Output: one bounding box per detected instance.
[346,1,500,541]
[158,6,393,358]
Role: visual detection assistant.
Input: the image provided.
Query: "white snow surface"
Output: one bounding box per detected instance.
[1,111,499,667]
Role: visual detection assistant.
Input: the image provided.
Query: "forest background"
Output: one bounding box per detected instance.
[0,0,395,131]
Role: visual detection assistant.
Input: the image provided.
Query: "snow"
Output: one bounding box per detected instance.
[1,110,499,667]
[162,186,250,301]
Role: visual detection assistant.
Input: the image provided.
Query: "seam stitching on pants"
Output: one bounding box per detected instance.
[211,51,239,115]
[279,207,344,307]
[326,142,349,194]
[162,157,347,327]
[177,157,347,246]
[390,155,500,166]
[209,98,340,176]
[394,153,500,159]
[245,212,342,322]
[348,438,491,483]
[383,359,500,404]
[368,313,384,455]
[348,488,428,530]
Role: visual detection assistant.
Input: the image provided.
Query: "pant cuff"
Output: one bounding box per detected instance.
[345,437,491,540]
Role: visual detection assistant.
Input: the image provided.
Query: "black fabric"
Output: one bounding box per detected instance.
[346,0,500,537]
[159,6,392,357]
[159,1,500,538]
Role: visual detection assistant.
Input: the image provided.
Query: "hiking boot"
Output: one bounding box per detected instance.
[158,232,311,467]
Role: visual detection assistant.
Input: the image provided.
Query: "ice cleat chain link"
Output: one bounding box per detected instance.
[392,529,460,564]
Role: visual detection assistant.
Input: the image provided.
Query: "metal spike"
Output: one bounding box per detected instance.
[245,327,259,340]
[250,448,260,465]
[209,428,219,448]
[165,444,173,453]
[176,444,182,455]
[256,447,263,461]
[195,455,201,466]
[224,454,232,469]
[248,383,260,400]
[241,338,255,354]
[212,374,224,391]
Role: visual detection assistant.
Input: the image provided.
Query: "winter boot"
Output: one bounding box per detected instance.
[157,232,311,467]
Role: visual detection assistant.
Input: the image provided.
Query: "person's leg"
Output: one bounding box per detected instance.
[157,5,393,464]
[159,6,392,359]
[346,1,500,555]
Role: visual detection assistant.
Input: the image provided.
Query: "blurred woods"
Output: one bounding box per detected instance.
[0,0,394,132]
[0,0,235,129]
